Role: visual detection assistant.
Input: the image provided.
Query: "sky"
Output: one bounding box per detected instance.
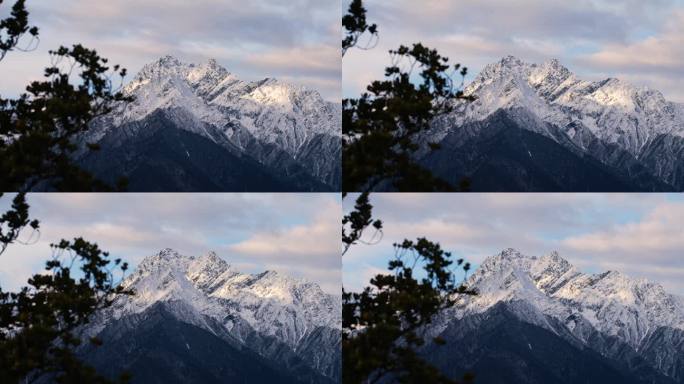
[0,0,340,101]
[0,193,341,294]
[343,0,684,102]
[343,193,684,295]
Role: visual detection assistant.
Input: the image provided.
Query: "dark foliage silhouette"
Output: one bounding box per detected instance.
[1,2,132,382]
[342,1,474,192]
[0,0,131,192]
[342,193,476,383]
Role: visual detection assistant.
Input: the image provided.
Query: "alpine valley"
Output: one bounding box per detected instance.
[422,248,684,384]
[76,56,341,192]
[79,249,341,384]
[416,56,684,192]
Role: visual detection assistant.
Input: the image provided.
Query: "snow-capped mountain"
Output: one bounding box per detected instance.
[85,249,340,383]
[437,56,684,152]
[441,248,684,345]
[78,56,340,191]
[425,248,684,383]
[419,56,684,191]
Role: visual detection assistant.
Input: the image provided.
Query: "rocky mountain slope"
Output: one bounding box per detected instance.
[83,249,341,383]
[78,56,340,191]
[419,56,684,191]
[424,248,684,383]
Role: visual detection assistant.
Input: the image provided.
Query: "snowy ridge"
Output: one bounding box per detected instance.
[83,56,341,188]
[118,56,339,146]
[429,56,684,156]
[435,248,684,350]
[92,248,340,351]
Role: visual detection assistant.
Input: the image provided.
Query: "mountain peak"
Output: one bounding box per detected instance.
[539,250,573,271]
[472,56,533,86]
[134,55,191,82]
[539,58,570,76]
[476,249,537,278]
[195,250,226,266]
[483,249,579,268]
[136,248,190,271]
[190,58,229,78]
[542,58,565,69]
[599,269,625,280]
[158,247,183,258]
[499,247,528,259]
[542,250,564,262]
[202,250,219,259]
[260,269,279,277]
[157,54,183,67]
[499,55,525,67]
[482,249,571,273]
[254,269,298,284]
[148,55,189,73]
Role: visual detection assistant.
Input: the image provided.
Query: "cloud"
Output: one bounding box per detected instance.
[230,200,340,267]
[245,45,340,79]
[578,10,684,100]
[0,0,340,100]
[0,193,341,294]
[343,0,684,102]
[343,194,684,294]
[372,0,640,42]
[563,202,684,255]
